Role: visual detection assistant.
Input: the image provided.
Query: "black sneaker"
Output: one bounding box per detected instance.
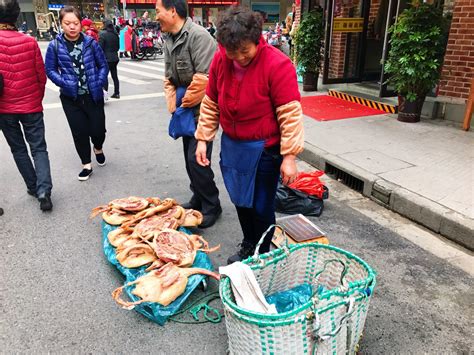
[38,194,53,211]
[181,199,201,210]
[95,152,106,166]
[227,242,255,265]
[78,168,93,181]
[199,206,222,228]
[0,207,4,216]
[111,94,120,99]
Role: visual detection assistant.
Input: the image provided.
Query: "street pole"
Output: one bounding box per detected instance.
[123,0,128,19]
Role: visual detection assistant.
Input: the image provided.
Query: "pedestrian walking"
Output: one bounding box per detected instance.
[0,0,53,211]
[100,20,120,99]
[156,0,222,228]
[124,20,135,59]
[119,24,128,58]
[195,7,304,263]
[45,6,109,181]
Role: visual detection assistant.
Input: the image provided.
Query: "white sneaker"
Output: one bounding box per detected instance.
[103,90,109,102]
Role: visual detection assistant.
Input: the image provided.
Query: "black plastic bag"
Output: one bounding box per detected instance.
[275,182,328,217]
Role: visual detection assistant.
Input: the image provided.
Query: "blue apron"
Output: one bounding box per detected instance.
[220,133,265,208]
[168,86,196,140]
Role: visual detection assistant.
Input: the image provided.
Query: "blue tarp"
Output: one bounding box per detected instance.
[102,221,214,325]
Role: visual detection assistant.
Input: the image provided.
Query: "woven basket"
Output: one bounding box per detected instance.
[220,226,376,355]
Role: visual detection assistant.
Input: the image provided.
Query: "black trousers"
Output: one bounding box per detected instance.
[104,61,119,95]
[0,112,53,196]
[235,149,283,253]
[182,136,220,215]
[60,94,106,165]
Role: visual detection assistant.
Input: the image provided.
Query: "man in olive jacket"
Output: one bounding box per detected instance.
[156,0,221,228]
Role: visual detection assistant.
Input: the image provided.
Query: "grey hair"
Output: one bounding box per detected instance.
[0,0,21,24]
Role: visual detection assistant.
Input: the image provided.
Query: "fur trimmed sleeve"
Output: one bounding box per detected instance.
[276,100,304,156]
[195,94,220,141]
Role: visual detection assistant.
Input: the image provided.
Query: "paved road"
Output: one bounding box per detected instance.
[0,42,472,353]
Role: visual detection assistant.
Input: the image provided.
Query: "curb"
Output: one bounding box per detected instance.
[299,143,474,251]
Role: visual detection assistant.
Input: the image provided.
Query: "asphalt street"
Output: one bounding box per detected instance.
[0,41,472,353]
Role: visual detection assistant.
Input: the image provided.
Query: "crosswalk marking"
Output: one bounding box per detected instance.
[121,61,165,72]
[116,74,149,85]
[118,66,165,80]
[46,81,59,92]
[43,92,165,110]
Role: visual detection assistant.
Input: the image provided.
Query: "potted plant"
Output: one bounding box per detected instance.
[294,10,324,91]
[384,2,449,122]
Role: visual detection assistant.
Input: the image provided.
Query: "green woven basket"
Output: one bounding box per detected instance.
[220,226,376,355]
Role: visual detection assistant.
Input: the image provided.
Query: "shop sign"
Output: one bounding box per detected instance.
[333,17,363,32]
[48,4,65,10]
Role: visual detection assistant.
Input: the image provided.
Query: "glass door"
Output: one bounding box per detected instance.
[379,0,411,96]
[322,0,370,84]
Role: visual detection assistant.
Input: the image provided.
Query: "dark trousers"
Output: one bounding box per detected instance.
[182,136,220,215]
[0,112,53,196]
[235,149,283,253]
[104,61,119,95]
[60,94,106,165]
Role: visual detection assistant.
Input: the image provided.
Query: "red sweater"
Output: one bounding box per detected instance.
[0,30,46,114]
[206,38,300,146]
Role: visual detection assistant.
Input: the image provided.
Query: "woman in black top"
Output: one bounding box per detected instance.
[99,20,120,98]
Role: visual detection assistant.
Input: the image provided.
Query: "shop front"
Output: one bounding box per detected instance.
[187,0,238,27]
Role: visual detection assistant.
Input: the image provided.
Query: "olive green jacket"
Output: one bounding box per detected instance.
[164,18,217,88]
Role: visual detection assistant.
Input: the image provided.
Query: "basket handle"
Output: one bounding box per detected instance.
[312,297,355,341]
[313,259,349,291]
[253,224,290,259]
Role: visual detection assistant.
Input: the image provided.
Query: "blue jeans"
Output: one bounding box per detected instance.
[235,147,283,253]
[0,112,53,196]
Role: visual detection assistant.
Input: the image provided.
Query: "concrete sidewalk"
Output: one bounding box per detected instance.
[299,104,474,250]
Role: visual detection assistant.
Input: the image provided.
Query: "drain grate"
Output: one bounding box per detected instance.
[325,163,364,193]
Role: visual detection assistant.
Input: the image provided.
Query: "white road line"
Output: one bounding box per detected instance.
[43,92,165,110]
[46,81,59,92]
[118,66,165,80]
[120,61,165,72]
[117,74,149,85]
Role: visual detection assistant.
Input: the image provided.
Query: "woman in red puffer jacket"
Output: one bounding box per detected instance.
[0,0,53,211]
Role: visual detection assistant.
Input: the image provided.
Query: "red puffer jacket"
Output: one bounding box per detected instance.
[0,30,46,114]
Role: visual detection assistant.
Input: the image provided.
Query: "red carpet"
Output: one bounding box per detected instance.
[301,95,386,121]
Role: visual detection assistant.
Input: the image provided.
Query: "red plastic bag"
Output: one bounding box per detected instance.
[288,171,327,199]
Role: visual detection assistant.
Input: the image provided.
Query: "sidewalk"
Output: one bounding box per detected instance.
[298,93,474,250]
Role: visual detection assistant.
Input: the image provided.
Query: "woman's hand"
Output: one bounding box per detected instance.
[280,154,298,185]
[196,140,210,166]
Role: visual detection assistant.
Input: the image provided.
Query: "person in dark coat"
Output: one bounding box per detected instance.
[100,20,120,99]
[45,6,109,181]
[0,0,53,211]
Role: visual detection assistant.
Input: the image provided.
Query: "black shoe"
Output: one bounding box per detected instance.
[95,151,106,166]
[27,189,37,198]
[227,242,255,264]
[78,168,93,181]
[111,94,120,99]
[181,200,201,210]
[38,194,53,211]
[199,206,222,228]
[0,207,4,216]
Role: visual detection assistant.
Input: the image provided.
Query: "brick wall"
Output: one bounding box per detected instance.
[439,0,474,99]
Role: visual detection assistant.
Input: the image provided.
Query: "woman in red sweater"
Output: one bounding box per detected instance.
[195,7,304,264]
[0,0,53,211]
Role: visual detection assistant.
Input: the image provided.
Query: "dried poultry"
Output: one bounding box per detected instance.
[150,229,220,268]
[115,243,157,268]
[112,263,220,307]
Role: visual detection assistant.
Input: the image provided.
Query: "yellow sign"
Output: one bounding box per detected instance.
[333,18,364,32]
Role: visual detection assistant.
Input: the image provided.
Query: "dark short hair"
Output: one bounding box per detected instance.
[216,6,263,51]
[0,0,20,24]
[59,6,82,23]
[161,0,187,19]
